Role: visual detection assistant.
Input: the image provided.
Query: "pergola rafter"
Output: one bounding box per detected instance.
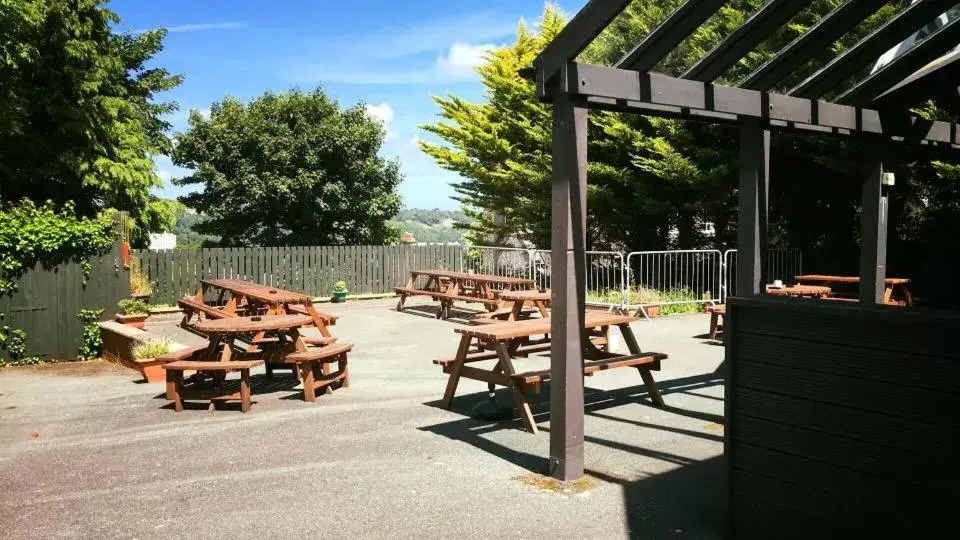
[532,0,960,485]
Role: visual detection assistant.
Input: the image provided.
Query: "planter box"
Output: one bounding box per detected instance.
[641,304,660,318]
[115,313,148,330]
[99,321,188,383]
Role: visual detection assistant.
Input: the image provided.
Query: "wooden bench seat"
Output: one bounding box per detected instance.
[510,353,667,385]
[286,304,339,324]
[178,297,235,327]
[705,304,726,341]
[279,342,353,402]
[251,335,338,347]
[162,359,264,413]
[395,286,439,297]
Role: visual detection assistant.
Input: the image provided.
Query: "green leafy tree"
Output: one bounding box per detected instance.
[0,0,182,243]
[172,88,403,246]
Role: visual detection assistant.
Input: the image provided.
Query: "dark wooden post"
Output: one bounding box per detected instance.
[736,120,770,295]
[859,158,888,304]
[549,91,588,482]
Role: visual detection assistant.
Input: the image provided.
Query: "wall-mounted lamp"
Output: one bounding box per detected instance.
[881,172,895,186]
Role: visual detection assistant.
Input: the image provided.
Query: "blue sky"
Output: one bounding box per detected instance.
[110,0,584,210]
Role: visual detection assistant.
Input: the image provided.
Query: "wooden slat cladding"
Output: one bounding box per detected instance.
[726,296,957,538]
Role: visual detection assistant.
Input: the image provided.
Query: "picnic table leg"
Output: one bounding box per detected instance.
[883,285,894,305]
[338,351,350,388]
[620,323,665,408]
[709,312,719,340]
[240,369,252,412]
[492,341,536,434]
[166,370,184,412]
[301,302,333,338]
[902,285,914,307]
[300,362,316,402]
[441,334,473,409]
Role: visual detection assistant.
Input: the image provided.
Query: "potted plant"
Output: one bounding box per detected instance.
[637,288,661,318]
[129,260,152,302]
[331,281,348,303]
[116,298,150,329]
[130,338,172,382]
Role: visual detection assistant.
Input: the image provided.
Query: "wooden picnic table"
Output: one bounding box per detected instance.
[794,274,913,306]
[396,269,535,319]
[765,284,831,299]
[491,289,551,321]
[436,312,667,433]
[188,278,338,337]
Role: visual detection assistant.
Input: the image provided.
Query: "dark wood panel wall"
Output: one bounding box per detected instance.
[725,296,957,538]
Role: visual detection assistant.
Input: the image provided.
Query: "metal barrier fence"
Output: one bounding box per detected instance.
[626,250,723,317]
[722,248,803,301]
[530,250,627,309]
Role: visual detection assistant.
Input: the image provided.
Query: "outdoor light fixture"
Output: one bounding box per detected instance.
[881,172,896,186]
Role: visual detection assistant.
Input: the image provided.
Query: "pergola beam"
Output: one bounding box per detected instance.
[558,62,959,146]
[740,0,882,91]
[535,0,633,93]
[837,15,960,105]
[790,1,955,99]
[873,49,960,109]
[615,0,727,73]
[682,0,809,82]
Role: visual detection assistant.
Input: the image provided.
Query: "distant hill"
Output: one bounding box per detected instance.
[391,208,469,244]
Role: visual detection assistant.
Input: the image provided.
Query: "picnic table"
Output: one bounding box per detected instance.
[765,284,832,299]
[163,314,352,411]
[179,278,338,337]
[794,274,913,306]
[435,312,668,433]
[476,289,551,322]
[396,269,535,319]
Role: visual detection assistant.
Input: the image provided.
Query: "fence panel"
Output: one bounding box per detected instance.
[625,250,723,316]
[723,248,804,301]
[461,246,534,281]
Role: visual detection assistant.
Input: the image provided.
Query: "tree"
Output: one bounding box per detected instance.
[172,88,403,246]
[0,0,182,243]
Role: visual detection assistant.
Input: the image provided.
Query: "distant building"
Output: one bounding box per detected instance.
[400,232,417,244]
[148,233,177,250]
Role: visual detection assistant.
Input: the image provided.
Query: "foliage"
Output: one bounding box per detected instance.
[390,208,468,244]
[587,287,704,316]
[0,313,42,366]
[171,209,220,248]
[0,200,115,295]
[0,0,182,241]
[117,298,149,315]
[128,259,152,297]
[76,309,104,361]
[333,281,348,293]
[172,87,403,246]
[131,338,171,360]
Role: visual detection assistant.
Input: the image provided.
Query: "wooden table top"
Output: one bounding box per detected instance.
[195,314,313,334]
[794,274,911,285]
[202,278,312,303]
[765,285,831,297]
[456,312,632,340]
[411,269,534,286]
[498,290,551,302]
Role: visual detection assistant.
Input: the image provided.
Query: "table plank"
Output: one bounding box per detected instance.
[196,314,312,334]
[795,274,911,285]
[455,312,633,339]
[410,269,534,287]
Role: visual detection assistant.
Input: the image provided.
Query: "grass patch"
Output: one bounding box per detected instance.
[131,338,172,360]
[587,287,711,316]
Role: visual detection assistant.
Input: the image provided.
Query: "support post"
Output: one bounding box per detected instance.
[736,120,770,295]
[859,158,888,304]
[549,91,588,482]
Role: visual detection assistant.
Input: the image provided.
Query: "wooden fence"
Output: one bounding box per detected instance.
[725,296,957,538]
[132,245,464,305]
[0,245,130,359]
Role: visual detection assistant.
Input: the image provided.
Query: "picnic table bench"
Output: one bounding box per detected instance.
[475,289,551,322]
[437,312,667,433]
[396,270,535,319]
[794,274,913,306]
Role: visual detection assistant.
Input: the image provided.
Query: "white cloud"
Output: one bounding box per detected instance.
[364,102,395,125]
[190,107,211,120]
[436,42,495,79]
[156,169,175,182]
[164,22,248,33]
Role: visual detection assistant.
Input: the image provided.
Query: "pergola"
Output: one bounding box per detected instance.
[531,0,960,482]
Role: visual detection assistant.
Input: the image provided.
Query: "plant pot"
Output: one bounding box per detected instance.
[331,291,348,303]
[115,313,149,329]
[640,304,660,318]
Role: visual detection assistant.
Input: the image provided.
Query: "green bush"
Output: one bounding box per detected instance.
[131,339,171,360]
[586,287,708,316]
[76,309,104,361]
[0,315,41,366]
[333,280,348,293]
[117,298,149,315]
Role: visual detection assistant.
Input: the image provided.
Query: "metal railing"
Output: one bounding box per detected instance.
[465,245,803,314]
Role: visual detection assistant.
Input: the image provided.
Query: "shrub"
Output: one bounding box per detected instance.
[333,280,348,293]
[117,298,149,315]
[586,287,707,316]
[129,259,152,297]
[76,309,104,361]
[131,339,171,360]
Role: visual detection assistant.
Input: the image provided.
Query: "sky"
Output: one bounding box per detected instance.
[110,0,585,210]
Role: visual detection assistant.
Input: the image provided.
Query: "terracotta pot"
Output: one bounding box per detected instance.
[115,313,149,330]
[641,304,660,318]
